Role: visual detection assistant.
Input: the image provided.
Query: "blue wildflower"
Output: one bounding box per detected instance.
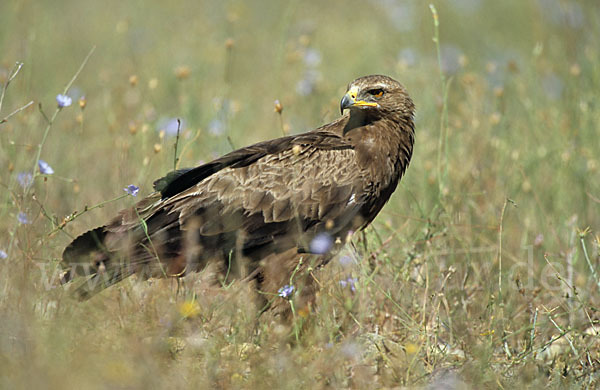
[17,212,31,224]
[0,250,7,259]
[309,233,333,254]
[340,277,357,292]
[123,184,140,197]
[17,172,33,189]
[56,94,72,108]
[156,117,184,137]
[278,284,295,298]
[38,160,54,175]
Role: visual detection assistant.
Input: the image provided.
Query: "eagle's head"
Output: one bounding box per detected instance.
[340,75,414,122]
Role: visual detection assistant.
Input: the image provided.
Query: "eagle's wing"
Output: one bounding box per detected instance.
[161,131,369,251]
[63,131,372,291]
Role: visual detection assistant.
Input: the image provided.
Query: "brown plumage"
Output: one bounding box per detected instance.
[62,74,415,306]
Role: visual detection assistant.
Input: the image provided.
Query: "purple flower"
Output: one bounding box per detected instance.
[278,284,295,298]
[310,233,333,254]
[340,277,357,292]
[17,212,30,224]
[56,94,72,108]
[17,172,33,189]
[0,250,7,259]
[123,184,140,196]
[38,160,54,175]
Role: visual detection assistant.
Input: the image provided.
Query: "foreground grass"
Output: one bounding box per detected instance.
[1,0,599,388]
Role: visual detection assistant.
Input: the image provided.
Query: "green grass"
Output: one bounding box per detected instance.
[1,0,600,388]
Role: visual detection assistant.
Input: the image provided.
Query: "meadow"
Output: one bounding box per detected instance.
[1,0,599,388]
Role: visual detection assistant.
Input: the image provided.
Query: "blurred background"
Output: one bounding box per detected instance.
[1,0,599,388]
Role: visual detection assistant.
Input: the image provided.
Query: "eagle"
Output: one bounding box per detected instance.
[62,74,415,308]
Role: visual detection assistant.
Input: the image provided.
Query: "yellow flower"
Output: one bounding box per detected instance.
[405,342,419,355]
[178,300,200,318]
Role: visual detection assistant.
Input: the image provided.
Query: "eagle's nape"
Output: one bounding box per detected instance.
[61,74,416,310]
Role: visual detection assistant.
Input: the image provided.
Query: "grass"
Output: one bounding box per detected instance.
[1,0,600,388]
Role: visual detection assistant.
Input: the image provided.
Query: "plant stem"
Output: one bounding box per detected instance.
[429,4,450,198]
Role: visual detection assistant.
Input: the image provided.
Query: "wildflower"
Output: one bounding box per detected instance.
[123,184,140,196]
[0,250,7,259]
[17,212,31,224]
[38,160,54,175]
[79,96,87,109]
[339,277,357,292]
[278,284,295,299]
[156,117,184,137]
[274,100,283,114]
[17,172,33,189]
[405,342,419,355]
[309,233,333,254]
[56,94,72,108]
[178,300,200,318]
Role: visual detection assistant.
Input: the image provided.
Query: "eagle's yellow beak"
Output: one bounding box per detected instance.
[340,85,378,114]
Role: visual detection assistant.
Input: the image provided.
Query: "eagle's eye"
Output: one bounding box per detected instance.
[368,88,384,98]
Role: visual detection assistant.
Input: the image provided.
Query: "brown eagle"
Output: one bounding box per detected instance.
[62,74,415,306]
